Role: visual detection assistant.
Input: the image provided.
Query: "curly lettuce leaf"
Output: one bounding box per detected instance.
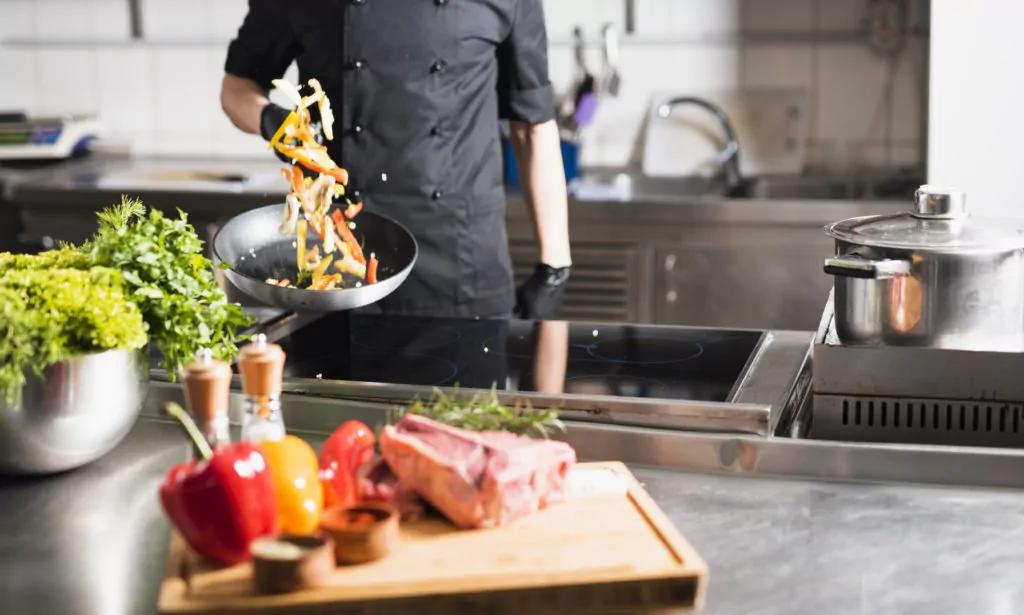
[0,267,147,407]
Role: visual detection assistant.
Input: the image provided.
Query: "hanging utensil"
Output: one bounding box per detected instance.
[571,27,598,131]
[601,23,622,98]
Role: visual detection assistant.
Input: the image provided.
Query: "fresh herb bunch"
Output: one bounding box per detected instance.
[85,197,254,375]
[0,247,92,272]
[387,386,564,438]
[0,267,148,406]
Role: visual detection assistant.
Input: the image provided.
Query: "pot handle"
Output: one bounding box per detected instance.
[824,255,911,279]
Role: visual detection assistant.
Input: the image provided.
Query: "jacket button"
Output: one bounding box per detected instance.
[352,124,363,135]
[434,0,447,4]
[351,0,366,4]
[430,60,448,74]
[350,189,362,200]
[350,58,368,70]
[430,126,441,137]
[431,190,443,200]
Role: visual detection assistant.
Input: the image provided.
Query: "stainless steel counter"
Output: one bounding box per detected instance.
[5,414,1024,615]
[2,153,908,330]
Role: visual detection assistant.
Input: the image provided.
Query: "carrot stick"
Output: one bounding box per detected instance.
[331,210,365,264]
[367,257,379,284]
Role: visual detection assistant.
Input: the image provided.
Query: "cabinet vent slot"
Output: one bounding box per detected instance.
[831,397,1023,434]
[814,394,1024,449]
[510,240,637,323]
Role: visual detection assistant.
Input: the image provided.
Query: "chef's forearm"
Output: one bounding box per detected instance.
[220,74,269,136]
[508,120,572,268]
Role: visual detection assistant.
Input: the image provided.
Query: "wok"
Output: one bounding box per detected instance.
[213,204,418,312]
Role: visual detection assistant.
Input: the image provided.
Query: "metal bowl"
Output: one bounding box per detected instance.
[0,348,149,475]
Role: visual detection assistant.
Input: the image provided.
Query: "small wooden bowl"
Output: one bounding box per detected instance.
[320,502,399,565]
[251,533,335,595]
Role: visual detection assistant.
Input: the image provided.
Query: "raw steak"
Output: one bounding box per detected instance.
[379,414,577,529]
[357,456,426,521]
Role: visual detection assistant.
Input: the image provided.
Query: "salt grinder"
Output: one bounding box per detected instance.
[182,348,232,450]
[238,334,287,443]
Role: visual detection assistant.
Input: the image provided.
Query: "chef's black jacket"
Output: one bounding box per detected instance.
[225,0,556,318]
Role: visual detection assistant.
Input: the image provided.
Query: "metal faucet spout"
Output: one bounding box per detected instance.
[657,97,743,196]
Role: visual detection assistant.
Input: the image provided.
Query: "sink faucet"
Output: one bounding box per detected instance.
[656,97,742,196]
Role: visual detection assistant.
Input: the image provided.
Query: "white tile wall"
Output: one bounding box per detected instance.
[142,0,213,42]
[0,0,35,41]
[740,0,815,32]
[36,49,98,116]
[96,48,154,133]
[0,0,927,170]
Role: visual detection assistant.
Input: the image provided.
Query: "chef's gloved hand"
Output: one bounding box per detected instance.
[514,264,571,320]
[259,103,324,168]
[260,103,291,165]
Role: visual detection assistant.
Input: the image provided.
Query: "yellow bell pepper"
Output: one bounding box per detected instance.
[296,219,308,272]
[258,435,324,535]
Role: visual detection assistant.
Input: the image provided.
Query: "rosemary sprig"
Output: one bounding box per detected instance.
[386,385,564,439]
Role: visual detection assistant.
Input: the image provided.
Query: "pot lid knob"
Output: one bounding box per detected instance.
[913,185,967,219]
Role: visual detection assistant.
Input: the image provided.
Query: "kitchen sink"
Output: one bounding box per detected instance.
[95,166,283,194]
[572,171,922,202]
[735,176,857,200]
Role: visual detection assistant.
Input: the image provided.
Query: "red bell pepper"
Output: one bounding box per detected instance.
[367,257,379,285]
[159,403,278,566]
[331,209,366,264]
[318,420,376,509]
[343,200,363,219]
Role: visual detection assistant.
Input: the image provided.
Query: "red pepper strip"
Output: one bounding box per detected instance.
[329,166,349,185]
[303,161,348,187]
[288,165,305,193]
[159,403,277,566]
[343,201,363,219]
[318,421,376,509]
[298,207,326,242]
[331,210,365,264]
[276,145,349,185]
[368,257,379,285]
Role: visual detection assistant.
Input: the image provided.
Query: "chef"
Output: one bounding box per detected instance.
[220,0,572,320]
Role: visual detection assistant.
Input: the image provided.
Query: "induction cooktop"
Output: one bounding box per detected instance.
[271,312,765,404]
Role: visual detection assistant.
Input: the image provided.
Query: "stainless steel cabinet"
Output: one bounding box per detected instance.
[653,230,834,330]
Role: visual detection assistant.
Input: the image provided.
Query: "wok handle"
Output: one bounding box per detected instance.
[824,255,911,280]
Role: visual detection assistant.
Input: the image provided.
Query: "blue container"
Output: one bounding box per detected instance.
[503,139,580,187]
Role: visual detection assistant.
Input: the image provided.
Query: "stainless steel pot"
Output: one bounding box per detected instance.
[824,186,1024,352]
[0,348,149,475]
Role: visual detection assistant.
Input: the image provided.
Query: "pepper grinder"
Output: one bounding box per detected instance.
[182,348,233,451]
[238,334,287,443]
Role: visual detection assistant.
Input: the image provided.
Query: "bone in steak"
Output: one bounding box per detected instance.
[379,414,577,529]
[357,456,425,521]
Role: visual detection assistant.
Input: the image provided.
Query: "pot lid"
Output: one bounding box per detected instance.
[825,185,1024,252]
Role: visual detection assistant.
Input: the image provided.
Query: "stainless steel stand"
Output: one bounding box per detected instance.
[812,289,1024,448]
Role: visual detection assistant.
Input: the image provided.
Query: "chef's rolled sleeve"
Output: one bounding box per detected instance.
[497,0,556,125]
[223,0,297,91]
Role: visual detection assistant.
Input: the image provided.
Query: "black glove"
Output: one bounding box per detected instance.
[260,103,324,166]
[514,263,571,320]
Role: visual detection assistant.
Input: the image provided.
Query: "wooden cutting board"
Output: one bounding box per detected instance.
[157,462,708,614]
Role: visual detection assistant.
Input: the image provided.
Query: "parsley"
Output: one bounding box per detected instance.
[87,197,254,376]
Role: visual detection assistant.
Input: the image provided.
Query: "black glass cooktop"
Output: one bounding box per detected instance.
[273,313,764,403]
